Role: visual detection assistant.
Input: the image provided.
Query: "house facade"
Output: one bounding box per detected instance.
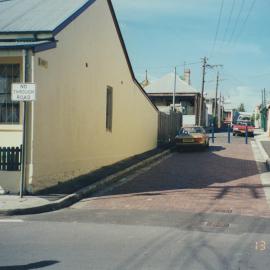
[0,0,158,193]
[144,72,202,125]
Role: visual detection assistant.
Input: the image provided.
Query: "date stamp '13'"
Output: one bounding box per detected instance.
[255,241,267,251]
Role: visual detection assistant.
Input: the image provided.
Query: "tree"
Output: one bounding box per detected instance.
[237,103,245,112]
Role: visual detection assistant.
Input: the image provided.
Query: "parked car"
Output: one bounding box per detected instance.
[175,126,209,150]
[232,121,254,137]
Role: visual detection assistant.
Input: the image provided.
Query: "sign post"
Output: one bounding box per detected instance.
[245,124,248,145]
[228,124,231,144]
[12,83,36,198]
[211,121,215,143]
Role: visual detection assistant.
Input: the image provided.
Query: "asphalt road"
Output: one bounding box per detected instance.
[1,211,270,270]
[1,133,270,270]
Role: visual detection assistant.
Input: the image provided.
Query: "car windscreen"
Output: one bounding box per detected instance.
[179,127,204,134]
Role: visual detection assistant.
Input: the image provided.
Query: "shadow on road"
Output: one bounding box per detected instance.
[0,260,59,270]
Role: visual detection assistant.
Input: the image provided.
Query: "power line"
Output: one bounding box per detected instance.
[222,0,236,42]
[232,0,257,44]
[227,0,246,44]
[209,0,225,58]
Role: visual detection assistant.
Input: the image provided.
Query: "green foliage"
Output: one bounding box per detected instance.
[237,103,245,112]
[256,114,260,121]
[251,114,255,125]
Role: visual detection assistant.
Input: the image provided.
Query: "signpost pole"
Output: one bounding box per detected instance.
[228,124,231,144]
[245,124,248,145]
[19,50,26,198]
[20,100,27,198]
[211,121,215,143]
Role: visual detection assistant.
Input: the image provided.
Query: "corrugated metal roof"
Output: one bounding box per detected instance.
[145,73,199,94]
[0,0,94,33]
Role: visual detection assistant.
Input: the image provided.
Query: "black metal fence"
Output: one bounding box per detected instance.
[0,146,22,171]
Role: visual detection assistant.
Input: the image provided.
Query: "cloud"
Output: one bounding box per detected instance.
[213,41,263,56]
[225,86,261,112]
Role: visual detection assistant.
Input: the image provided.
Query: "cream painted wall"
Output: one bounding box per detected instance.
[29,0,158,192]
[0,171,20,194]
[0,127,22,147]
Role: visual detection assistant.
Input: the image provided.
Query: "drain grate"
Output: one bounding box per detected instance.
[214,209,233,214]
[202,221,230,228]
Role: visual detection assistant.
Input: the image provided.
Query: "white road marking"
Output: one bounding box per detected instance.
[0,219,24,223]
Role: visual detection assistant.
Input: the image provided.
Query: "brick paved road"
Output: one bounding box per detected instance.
[73,135,270,217]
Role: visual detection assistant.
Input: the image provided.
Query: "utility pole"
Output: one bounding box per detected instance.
[213,70,220,124]
[173,66,177,111]
[264,88,266,107]
[262,88,266,107]
[218,91,222,128]
[199,57,207,126]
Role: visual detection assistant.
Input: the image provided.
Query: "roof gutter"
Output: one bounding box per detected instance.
[0,32,54,42]
[0,40,57,53]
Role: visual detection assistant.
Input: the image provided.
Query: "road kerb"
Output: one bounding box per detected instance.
[0,148,172,216]
[251,141,270,207]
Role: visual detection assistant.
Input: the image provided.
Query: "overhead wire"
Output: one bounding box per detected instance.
[209,0,225,58]
[227,0,246,44]
[232,0,257,45]
[222,0,236,42]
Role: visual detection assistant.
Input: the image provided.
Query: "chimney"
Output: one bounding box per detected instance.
[184,69,191,85]
[141,70,150,87]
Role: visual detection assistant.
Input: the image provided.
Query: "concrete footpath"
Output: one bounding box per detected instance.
[0,149,171,216]
[254,131,270,169]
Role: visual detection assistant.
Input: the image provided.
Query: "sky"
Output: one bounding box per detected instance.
[112,0,270,112]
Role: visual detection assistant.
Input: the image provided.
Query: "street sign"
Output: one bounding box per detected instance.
[11,83,36,102]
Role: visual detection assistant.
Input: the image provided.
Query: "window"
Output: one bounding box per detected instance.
[106,86,113,132]
[0,64,20,124]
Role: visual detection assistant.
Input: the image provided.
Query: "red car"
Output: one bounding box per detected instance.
[232,121,254,137]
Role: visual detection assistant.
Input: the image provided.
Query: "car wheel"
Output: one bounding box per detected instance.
[233,133,236,136]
